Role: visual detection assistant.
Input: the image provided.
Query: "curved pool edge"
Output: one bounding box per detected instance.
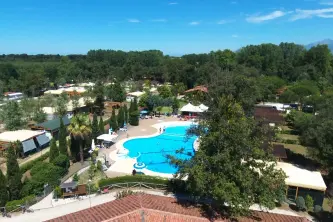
[111,121,197,178]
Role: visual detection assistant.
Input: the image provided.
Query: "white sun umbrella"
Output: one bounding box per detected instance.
[91,139,95,151]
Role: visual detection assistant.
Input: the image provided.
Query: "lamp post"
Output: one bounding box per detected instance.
[88,179,92,208]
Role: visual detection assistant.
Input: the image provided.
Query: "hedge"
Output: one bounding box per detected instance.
[99,175,168,188]
[20,151,50,174]
[5,195,36,212]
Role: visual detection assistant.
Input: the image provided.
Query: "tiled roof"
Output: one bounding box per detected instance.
[254,107,284,124]
[47,194,308,222]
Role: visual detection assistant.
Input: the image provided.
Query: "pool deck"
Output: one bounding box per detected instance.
[102,116,195,178]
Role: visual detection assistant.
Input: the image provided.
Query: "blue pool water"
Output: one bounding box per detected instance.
[123,125,196,174]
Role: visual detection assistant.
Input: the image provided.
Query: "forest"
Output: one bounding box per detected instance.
[0,43,332,100]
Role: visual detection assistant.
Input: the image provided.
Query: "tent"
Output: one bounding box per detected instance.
[180,103,203,113]
[198,104,209,112]
[97,134,118,142]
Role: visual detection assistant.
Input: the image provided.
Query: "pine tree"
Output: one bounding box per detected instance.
[117,107,124,128]
[49,138,59,162]
[99,116,105,134]
[58,118,68,155]
[129,97,139,126]
[0,170,8,207]
[91,113,99,139]
[110,109,118,131]
[124,105,129,124]
[6,145,22,200]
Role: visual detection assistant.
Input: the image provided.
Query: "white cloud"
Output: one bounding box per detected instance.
[246,10,286,23]
[232,34,239,38]
[169,2,178,5]
[189,21,200,25]
[217,20,228,24]
[290,8,333,20]
[151,19,167,22]
[320,2,333,5]
[127,19,140,23]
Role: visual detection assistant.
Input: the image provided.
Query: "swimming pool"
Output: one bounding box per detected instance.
[123,125,196,174]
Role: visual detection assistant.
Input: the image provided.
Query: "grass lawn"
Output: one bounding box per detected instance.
[179,100,187,108]
[278,134,300,141]
[274,142,309,156]
[78,169,107,185]
[155,106,172,113]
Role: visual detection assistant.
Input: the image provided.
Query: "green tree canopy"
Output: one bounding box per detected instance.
[0,170,8,207]
[91,113,99,140]
[117,107,124,128]
[110,109,118,131]
[99,116,105,134]
[58,117,68,155]
[129,98,139,126]
[68,114,92,164]
[49,138,59,162]
[170,97,286,217]
[6,145,22,200]
[0,101,25,131]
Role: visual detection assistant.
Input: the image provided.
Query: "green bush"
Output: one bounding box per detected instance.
[54,186,62,199]
[284,139,298,145]
[97,160,102,171]
[20,179,44,197]
[73,173,79,182]
[305,195,314,211]
[296,196,306,211]
[98,175,168,188]
[5,195,36,212]
[314,205,322,213]
[30,162,64,187]
[20,152,50,174]
[52,154,70,172]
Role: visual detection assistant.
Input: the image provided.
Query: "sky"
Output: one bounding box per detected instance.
[0,0,333,55]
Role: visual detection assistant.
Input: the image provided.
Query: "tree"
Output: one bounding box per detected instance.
[49,138,59,162]
[296,196,306,211]
[172,98,180,114]
[0,101,25,130]
[110,109,118,131]
[157,85,172,98]
[32,101,47,123]
[68,114,92,164]
[55,96,68,117]
[58,118,68,155]
[117,107,124,128]
[305,195,314,211]
[106,81,126,102]
[91,113,99,140]
[71,91,80,112]
[0,170,8,207]
[93,80,105,113]
[170,97,286,217]
[124,105,129,124]
[129,98,139,126]
[6,145,22,200]
[52,154,70,171]
[99,116,105,134]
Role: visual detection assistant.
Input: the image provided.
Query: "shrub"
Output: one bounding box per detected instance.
[20,179,44,197]
[54,186,62,199]
[20,152,50,174]
[305,195,314,211]
[72,173,79,182]
[30,162,64,187]
[116,190,134,199]
[97,160,102,171]
[5,195,36,212]
[296,196,306,211]
[98,175,168,188]
[52,154,70,172]
[314,205,322,213]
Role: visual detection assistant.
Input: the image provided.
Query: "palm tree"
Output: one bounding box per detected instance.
[68,114,92,164]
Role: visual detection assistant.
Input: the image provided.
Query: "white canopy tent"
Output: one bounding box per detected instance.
[97,134,118,142]
[180,103,203,113]
[198,104,209,112]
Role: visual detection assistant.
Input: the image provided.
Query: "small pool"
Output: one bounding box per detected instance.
[123,125,196,174]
